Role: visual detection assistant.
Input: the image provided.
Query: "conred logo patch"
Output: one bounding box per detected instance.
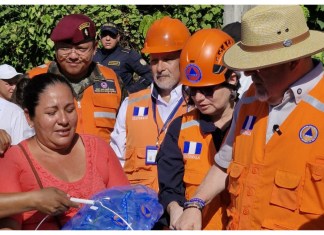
[185,64,202,83]
[299,124,318,144]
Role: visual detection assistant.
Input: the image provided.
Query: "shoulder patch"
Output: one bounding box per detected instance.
[108,61,120,66]
[140,59,147,65]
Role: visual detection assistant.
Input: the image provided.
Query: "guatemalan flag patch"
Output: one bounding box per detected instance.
[132,106,149,120]
[183,141,202,159]
[240,115,256,136]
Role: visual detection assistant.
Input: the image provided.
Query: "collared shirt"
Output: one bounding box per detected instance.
[216,60,324,169]
[0,98,34,145]
[110,83,183,166]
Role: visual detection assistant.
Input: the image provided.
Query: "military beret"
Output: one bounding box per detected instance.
[50,14,96,44]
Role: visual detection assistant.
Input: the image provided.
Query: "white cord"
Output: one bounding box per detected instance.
[70,197,94,205]
[70,197,133,230]
[34,197,133,230]
[35,214,50,230]
[97,200,133,230]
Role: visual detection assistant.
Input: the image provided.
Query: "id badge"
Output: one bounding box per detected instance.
[145,146,158,165]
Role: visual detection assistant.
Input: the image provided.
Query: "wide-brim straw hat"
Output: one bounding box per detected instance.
[223,5,324,71]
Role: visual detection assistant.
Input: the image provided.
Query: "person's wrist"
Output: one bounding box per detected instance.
[24,191,38,210]
[183,197,206,211]
[167,201,182,214]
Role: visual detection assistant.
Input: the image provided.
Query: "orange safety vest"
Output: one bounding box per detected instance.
[124,88,187,192]
[227,75,324,230]
[27,62,121,143]
[178,109,228,230]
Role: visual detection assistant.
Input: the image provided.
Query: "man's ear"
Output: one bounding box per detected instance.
[92,41,99,56]
[228,71,239,86]
[116,34,121,43]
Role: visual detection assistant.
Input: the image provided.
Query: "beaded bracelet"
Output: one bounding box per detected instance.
[189,198,206,207]
[183,198,206,211]
[183,204,202,211]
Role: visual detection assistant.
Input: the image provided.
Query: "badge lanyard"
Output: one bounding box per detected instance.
[152,96,184,148]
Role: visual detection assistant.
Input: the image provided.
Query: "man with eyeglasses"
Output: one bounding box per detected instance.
[27,14,123,143]
[93,22,152,94]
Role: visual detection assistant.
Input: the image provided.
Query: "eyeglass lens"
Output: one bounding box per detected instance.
[190,86,216,97]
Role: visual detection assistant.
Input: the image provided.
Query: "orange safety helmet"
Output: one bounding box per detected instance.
[141,16,191,54]
[180,28,235,87]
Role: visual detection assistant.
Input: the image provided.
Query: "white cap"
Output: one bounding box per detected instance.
[0,64,22,80]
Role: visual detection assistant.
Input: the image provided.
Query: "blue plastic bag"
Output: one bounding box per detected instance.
[62,184,163,230]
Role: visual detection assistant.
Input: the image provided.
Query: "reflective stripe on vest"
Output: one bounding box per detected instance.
[181,120,200,130]
[303,94,324,112]
[128,94,151,105]
[94,111,116,119]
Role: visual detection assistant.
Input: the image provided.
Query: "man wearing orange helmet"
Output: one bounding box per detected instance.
[174,5,324,230]
[110,16,190,192]
[156,29,239,230]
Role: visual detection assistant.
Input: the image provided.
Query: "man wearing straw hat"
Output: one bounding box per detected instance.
[173,5,324,230]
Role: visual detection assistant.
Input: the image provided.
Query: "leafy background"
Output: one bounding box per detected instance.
[0,5,323,72]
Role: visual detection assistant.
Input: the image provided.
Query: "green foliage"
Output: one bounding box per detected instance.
[304,5,324,64]
[0,5,322,72]
[0,5,223,72]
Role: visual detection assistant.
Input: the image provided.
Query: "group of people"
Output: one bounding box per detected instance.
[0,4,323,230]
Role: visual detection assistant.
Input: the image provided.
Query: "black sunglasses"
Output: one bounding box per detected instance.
[189,84,224,97]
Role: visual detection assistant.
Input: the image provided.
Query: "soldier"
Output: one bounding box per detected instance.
[93,22,152,94]
[27,14,122,143]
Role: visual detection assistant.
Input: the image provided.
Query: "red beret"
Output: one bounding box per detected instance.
[50,14,96,44]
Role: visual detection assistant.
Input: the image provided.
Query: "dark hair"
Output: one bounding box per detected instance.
[12,76,29,108]
[222,22,241,43]
[23,73,73,118]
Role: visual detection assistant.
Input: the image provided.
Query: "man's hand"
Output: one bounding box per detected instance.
[0,130,11,156]
[174,207,202,230]
[167,201,183,230]
[29,187,79,216]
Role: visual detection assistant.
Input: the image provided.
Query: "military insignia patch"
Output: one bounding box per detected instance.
[79,22,90,30]
[93,80,117,93]
[299,124,318,144]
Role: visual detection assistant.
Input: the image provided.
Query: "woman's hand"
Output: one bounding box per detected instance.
[30,187,79,215]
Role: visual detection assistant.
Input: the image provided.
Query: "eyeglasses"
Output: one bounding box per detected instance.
[56,47,93,57]
[188,85,223,97]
